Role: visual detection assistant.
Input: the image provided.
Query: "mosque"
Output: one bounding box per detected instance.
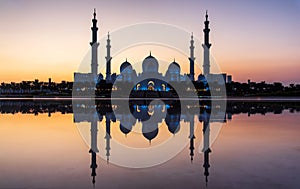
[72,10,229,182]
[74,9,232,92]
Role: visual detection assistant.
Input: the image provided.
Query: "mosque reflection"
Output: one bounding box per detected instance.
[72,99,224,186]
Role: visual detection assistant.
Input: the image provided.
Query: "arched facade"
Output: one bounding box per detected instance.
[116,54,184,91]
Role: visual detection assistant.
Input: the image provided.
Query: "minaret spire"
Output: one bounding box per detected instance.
[105,31,112,82]
[202,10,211,76]
[204,11,211,47]
[90,8,99,79]
[189,32,195,81]
[91,8,98,45]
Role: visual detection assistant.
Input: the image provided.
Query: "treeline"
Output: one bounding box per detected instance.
[226,81,300,97]
[0,79,72,97]
[1,79,300,97]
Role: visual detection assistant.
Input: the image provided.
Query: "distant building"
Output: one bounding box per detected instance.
[227,75,232,84]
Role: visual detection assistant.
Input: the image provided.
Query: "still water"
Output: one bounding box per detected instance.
[0,99,299,189]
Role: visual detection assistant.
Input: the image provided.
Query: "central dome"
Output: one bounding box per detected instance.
[142,54,159,73]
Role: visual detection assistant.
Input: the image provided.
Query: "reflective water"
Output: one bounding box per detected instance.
[0,100,299,189]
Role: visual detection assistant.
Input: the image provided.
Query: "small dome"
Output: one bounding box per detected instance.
[97,73,103,82]
[198,74,207,82]
[167,61,180,74]
[142,54,159,73]
[120,60,132,73]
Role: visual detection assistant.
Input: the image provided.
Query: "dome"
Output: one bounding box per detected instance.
[167,61,180,74]
[142,54,159,73]
[120,60,132,73]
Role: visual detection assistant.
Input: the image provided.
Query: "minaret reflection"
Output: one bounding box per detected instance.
[185,101,211,185]
[105,112,116,163]
[73,100,106,186]
[202,119,211,186]
[89,116,99,186]
[184,102,196,163]
[89,149,97,186]
[189,134,195,163]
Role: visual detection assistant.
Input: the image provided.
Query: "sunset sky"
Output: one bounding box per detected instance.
[0,0,299,84]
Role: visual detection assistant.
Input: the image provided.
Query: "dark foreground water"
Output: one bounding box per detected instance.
[0,99,299,189]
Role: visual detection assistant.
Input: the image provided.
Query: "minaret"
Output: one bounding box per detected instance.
[189,33,195,81]
[90,8,99,79]
[105,32,112,82]
[202,10,212,77]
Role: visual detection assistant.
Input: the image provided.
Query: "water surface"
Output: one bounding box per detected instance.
[0,100,299,189]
